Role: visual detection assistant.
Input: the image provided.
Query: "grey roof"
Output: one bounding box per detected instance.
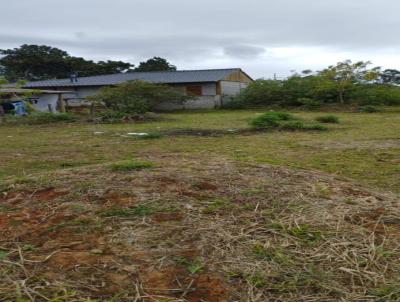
[23,68,248,88]
[0,88,73,94]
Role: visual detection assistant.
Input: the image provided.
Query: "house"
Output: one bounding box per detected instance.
[22,68,253,111]
[0,88,72,114]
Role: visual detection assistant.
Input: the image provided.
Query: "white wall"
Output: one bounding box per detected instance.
[220,81,249,96]
[32,94,59,112]
[32,81,245,112]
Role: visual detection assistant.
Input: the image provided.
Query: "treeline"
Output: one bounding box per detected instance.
[0,44,176,82]
[231,60,400,108]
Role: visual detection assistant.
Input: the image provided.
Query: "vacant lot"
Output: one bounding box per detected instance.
[1,108,400,301]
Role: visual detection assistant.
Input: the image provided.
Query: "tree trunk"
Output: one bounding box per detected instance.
[0,104,5,123]
[58,94,66,113]
[90,103,95,118]
[339,89,345,104]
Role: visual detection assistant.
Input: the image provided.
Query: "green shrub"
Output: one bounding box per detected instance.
[138,133,163,140]
[3,112,77,125]
[250,111,327,131]
[87,80,191,114]
[222,97,246,109]
[250,112,297,129]
[297,98,323,110]
[111,160,154,172]
[359,105,380,113]
[315,115,339,123]
[279,120,306,130]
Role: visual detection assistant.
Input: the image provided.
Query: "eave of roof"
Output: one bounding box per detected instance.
[23,68,250,88]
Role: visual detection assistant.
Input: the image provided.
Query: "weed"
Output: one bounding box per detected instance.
[187,257,205,274]
[287,224,322,244]
[251,244,291,264]
[111,160,154,172]
[22,244,35,252]
[175,256,204,274]
[0,251,8,260]
[315,115,340,123]
[202,198,232,214]
[246,273,266,288]
[368,284,400,301]
[313,183,333,199]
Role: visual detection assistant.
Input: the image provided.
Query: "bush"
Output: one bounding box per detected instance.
[87,80,191,114]
[315,115,339,123]
[297,98,323,110]
[111,160,154,172]
[250,111,327,131]
[250,111,298,129]
[2,112,77,125]
[221,97,246,109]
[279,120,306,130]
[359,105,380,113]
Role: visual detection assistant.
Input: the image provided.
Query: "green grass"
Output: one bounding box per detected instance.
[100,205,154,217]
[1,107,400,193]
[111,160,154,171]
[315,115,340,123]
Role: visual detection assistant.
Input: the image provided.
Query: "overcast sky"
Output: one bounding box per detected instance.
[1,0,399,79]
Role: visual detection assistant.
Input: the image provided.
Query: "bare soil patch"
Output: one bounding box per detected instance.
[1,154,399,301]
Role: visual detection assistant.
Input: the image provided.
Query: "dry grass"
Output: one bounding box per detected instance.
[1,154,400,301]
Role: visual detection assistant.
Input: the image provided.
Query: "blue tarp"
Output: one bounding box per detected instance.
[13,101,27,115]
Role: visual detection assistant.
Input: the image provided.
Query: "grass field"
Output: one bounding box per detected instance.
[1,108,400,301]
[1,108,400,192]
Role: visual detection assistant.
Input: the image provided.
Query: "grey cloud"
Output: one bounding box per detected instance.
[0,0,399,78]
[224,45,265,58]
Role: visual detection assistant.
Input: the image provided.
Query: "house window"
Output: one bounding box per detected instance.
[186,85,203,96]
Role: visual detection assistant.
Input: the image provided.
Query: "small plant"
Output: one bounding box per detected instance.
[175,256,204,274]
[202,198,232,214]
[187,257,205,274]
[368,284,400,301]
[246,273,266,288]
[111,160,154,171]
[315,115,339,123]
[250,111,298,130]
[287,224,322,244]
[0,251,8,260]
[359,105,379,113]
[139,133,163,140]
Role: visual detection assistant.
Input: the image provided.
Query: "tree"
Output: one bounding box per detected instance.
[379,69,400,85]
[87,80,191,114]
[0,44,134,81]
[0,45,70,81]
[134,57,176,72]
[318,60,380,104]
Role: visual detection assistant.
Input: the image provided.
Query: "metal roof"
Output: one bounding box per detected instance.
[0,88,73,94]
[23,68,246,88]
